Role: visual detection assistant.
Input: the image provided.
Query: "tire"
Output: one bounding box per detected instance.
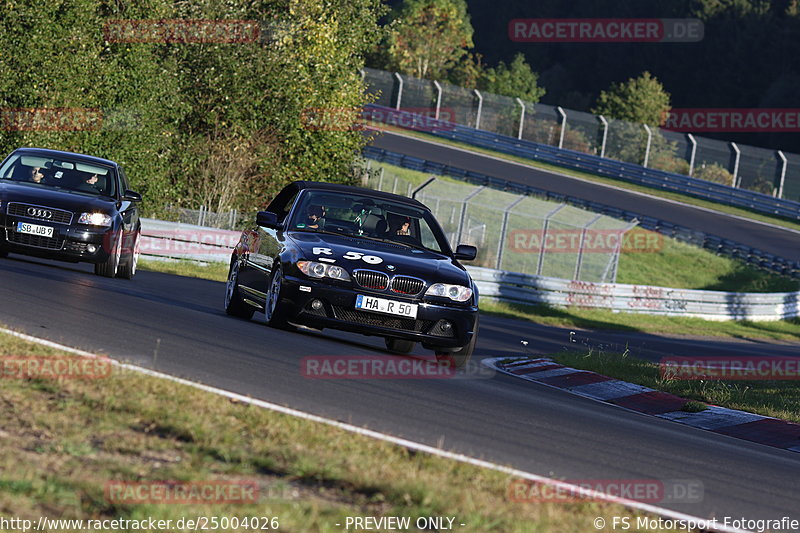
[117,227,140,280]
[434,315,479,370]
[264,263,290,328]
[224,257,255,320]
[94,230,122,278]
[385,338,415,354]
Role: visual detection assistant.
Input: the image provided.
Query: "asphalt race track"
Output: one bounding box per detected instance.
[370,131,800,262]
[2,256,799,527]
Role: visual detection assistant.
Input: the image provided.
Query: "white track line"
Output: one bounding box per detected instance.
[0,327,752,533]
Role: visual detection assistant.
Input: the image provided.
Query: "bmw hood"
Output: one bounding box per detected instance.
[288,231,472,286]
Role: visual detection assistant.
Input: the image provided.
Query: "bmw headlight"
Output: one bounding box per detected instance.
[78,212,112,227]
[297,261,351,281]
[425,283,473,302]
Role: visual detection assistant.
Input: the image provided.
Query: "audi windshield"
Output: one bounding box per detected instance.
[0,153,116,197]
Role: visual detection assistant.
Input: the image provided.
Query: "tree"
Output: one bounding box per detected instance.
[387,0,474,80]
[479,53,545,103]
[592,71,671,127]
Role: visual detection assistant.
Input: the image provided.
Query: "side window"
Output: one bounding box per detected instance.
[118,166,129,194]
[267,190,298,222]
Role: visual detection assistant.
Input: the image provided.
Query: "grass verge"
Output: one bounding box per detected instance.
[481,299,800,342]
[375,127,800,233]
[0,329,690,532]
[547,349,800,424]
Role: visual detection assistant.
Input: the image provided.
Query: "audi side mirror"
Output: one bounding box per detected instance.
[123,190,142,202]
[454,244,477,261]
[256,211,281,229]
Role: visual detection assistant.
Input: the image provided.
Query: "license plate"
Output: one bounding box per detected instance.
[16,221,54,238]
[355,294,418,319]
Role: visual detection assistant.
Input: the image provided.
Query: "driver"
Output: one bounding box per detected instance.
[306,205,325,229]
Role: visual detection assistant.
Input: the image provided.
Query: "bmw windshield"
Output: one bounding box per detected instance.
[290,190,451,254]
[0,153,115,197]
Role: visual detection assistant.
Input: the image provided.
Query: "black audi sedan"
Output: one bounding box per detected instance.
[0,147,142,278]
[225,181,480,367]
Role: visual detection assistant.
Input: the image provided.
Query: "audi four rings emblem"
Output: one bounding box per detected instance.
[27,207,52,219]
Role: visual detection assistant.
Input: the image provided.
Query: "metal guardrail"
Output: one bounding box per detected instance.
[362,145,800,279]
[139,219,798,321]
[364,104,800,221]
[140,218,238,263]
[467,266,799,321]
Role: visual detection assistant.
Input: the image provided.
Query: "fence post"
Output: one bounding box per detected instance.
[515,98,525,140]
[456,186,485,244]
[359,69,365,82]
[411,176,437,199]
[574,214,603,281]
[377,167,385,191]
[198,205,205,226]
[777,150,787,199]
[687,134,697,176]
[537,204,566,276]
[393,72,403,110]
[432,80,443,120]
[642,124,652,168]
[557,106,567,149]
[473,89,483,129]
[598,115,609,158]
[496,195,526,269]
[731,142,741,187]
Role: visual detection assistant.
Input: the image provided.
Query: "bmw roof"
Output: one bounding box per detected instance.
[291,180,429,210]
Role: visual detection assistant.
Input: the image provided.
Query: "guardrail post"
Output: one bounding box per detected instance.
[731,142,741,187]
[433,80,442,120]
[537,204,566,275]
[598,115,609,158]
[456,186,485,244]
[777,150,787,199]
[574,214,603,281]
[642,124,652,168]
[557,107,567,149]
[393,72,403,111]
[687,134,697,176]
[515,97,525,140]
[473,89,483,129]
[496,195,526,269]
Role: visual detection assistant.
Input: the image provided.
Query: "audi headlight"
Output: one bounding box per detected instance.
[297,261,351,281]
[78,212,112,227]
[425,283,473,302]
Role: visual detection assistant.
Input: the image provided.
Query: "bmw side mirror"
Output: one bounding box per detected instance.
[454,244,477,261]
[256,211,282,229]
[123,190,142,202]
